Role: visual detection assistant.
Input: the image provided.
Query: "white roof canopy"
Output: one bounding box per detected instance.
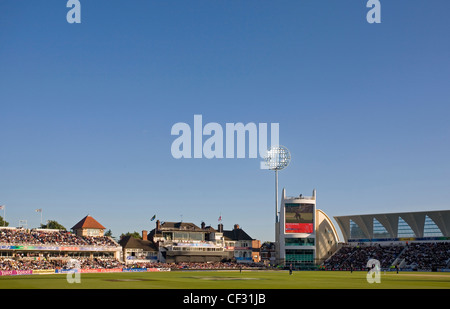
[334,210,450,242]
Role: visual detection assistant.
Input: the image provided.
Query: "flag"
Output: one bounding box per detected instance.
[218,215,222,222]
[0,206,4,210]
[150,215,156,221]
[35,209,42,213]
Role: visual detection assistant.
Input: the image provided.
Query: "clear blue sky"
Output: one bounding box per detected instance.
[1,1,449,242]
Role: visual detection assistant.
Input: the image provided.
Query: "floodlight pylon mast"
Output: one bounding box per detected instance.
[275,169,278,223]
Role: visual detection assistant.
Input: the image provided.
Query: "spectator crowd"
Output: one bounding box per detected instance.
[323,242,450,271]
[0,227,273,273]
[401,242,450,270]
[0,228,119,247]
[1,256,268,272]
[2,227,448,272]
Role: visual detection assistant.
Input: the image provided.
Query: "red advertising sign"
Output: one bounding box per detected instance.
[285,223,313,234]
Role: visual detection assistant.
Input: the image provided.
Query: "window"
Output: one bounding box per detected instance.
[285,238,315,246]
[163,232,173,240]
[397,217,415,238]
[173,232,204,241]
[85,229,100,236]
[423,216,443,237]
[373,218,389,238]
[285,249,314,268]
[350,220,365,239]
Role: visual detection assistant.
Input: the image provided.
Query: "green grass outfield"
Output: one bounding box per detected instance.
[1,270,449,289]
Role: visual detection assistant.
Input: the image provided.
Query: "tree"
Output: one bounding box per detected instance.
[0,216,8,227]
[104,229,113,237]
[119,231,142,240]
[40,220,66,230]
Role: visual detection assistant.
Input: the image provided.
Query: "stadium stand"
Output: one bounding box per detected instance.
[0,218,268,272]
[0,228,119,247]
[324,210,450,271]
[398,242,450,271]
[323,244,404,270]
[0,215,123,273]
[1,211,449,273]
[323,242,450,271]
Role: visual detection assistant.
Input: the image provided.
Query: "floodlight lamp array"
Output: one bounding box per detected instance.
[264,146,291,171]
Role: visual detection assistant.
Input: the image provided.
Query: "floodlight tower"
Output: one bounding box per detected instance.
[264,145,291,265]
[264,145,291,224]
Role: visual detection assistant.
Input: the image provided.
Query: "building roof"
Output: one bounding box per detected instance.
[334,209,450,242]
[223,228,253,241]
[160,221,202,231]
[119,236,158,252]
[71,215,106,230]
[147,220,255,242]
[148,221,210,239]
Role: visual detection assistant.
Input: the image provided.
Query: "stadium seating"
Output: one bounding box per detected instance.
[323,242,450,271]
[398,242,450,270]
[0,228,269,271]
[2,228,448,272]
[0,228,119,247]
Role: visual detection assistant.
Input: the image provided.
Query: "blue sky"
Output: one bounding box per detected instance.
[1,0,449,242]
